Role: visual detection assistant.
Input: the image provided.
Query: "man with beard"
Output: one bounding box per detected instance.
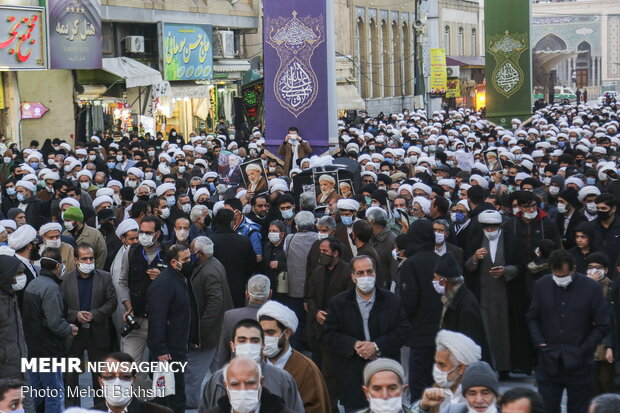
[8,224,41,305]
[62,206,107,270]
[97,208,122,271]
[316,175,338,206]
[245,163,268,195]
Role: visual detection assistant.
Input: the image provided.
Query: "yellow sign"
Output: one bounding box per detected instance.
[476,92,486,111]
[429,48,447,93]
[0,77,4,110]
[446,79,460,98]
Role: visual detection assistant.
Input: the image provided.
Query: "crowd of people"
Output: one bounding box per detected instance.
[2,99,620,413]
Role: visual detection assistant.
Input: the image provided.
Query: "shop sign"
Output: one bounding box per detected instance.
[21,102,48,119]
[161,23,213,81]
[48,0,102,69]
[0,6,47,70]
[446,79,460,98]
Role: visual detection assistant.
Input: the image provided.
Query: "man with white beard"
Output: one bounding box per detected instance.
[110,219,139,335]
[412,330,481,413]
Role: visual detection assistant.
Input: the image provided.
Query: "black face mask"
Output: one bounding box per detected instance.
[100,222,115,234]
[177,260,194,277]
[30,243,41,261]
[318,253,333,266]
[138,195,150,202]
[597,210,612,221]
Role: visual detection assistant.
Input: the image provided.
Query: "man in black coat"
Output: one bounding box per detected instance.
[208,208,256,308]
[527,250,610,413]
[147,244,199,413]
[434,252,490,363]
[587,193,620,266]
[555,188,586,250]
[399,219,442,401]
[322,255,408,411]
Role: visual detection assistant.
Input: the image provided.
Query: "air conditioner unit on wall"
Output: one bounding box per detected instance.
[446,66,460,78]
[123,36,145,53]
[213,31,235,59]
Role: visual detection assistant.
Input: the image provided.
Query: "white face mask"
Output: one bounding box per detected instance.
[484,229,500,241]
[160,207,170,219]
[144,172,154,180]
[181,203,192,214]
[549,186,560,196]
[587,268,605,281]
[102,378,133,407]
[355,276,376,294]
[126,180,138,188]
[80,182,90,190]
[432,280,445,295]
[262,334,284,358]
[268,232,281,244]
[317,232,329,240]
[235,343,262,362]
[12,274,27,291]
[78,262,95,274]
[586,202,598,213]
[45,238,62,249]
[523,210,538,220]
[227,389,260,413]
[553,274,573,288]
[64,220,75,231]
[557,203,568,214]
[175,229,189,242]
[435,232,445,245]
[433,364,457,388]
[542,177,551,186]
[369,396,403,413]
[139,233,155,248]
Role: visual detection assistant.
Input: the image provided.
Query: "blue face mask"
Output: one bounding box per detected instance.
[403,142,410,149]
[587,177,596,185]
[385,158,394,164]
[29,162,39,169]
[455,212,465,223]
[364,196,372,205]
[281,209,294,220]
[208,182,216,191]
[190,253,199,263]
[0,241,7,246]
[166,195,176,207]
[107,162,116,169]
[341,215,353,226]
[6,187,16,196]
[16,193,26,202]
[557,141,566,148]
[488,142,496,147]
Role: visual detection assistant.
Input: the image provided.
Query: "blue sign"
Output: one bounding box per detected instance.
[162,23,213,81]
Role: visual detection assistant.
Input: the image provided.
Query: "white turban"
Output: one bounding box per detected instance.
[0,220,16,231]
[203,171,218,181]
[92,195,113,210]
[96,187,115,198]
[412,182,432,196]
[337,198,360,211]
[107,180,123,189]
[578,185,601,202]
[8,224,37,251]
[15,180,35,193]
[565,177,585,189]
[39,222,62,236]
[257,300,299,333]
[478,210,502,225]
[116,218,139,239]
[59,198,80,209]
[413,196,431,216]
[245,163,261,173]
[318,174,336,185]
[436,330,481,365]
[194,188,210,203]
[127,167,144,180]
[212,200,225,217]
[156,183,176,197]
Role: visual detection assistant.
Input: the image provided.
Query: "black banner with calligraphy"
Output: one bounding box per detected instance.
[242,79,264,129]
[49,0,101,69]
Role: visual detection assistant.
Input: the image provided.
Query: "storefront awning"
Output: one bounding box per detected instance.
[169,83,210,99]
[214,59,251,73]
[337,84,365,111]
[102,57,162,88]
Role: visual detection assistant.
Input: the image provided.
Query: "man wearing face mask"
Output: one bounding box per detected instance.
[334,199,360,262]
[164,217,192,250]
[62,206,108,270]
[438,361,500,413]
[257,301,331,413]
[185,236,234,408]
[14,180,46,230]
[94,352,172,413]
[110,219,139,338]
[98,208,123,271]
[322,256,408,412]
[587,193,620,267]
[200,319,304,413]
[433,253,489,364]
[62,243,117,407]
[527,250,610,413]
[224,198,263,263]
[204,357,295,413]
[554,188,586,250]
[22,248,78,413]
[278,127,312,175]
[8,224,42,307]
[413,330,481,413]
[359,358,411,413]
[0,380,25,413]
[147,244,199,413]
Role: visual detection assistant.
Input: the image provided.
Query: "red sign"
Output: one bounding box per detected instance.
[21,102,48,119]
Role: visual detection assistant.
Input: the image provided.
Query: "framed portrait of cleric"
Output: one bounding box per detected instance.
[483,149,503,172]
[338,179,355,199]
[240,159,269,195]
[218,151,243,185]
[314,171,339,207]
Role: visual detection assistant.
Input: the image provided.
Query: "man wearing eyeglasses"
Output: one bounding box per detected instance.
[62,243,117,407]
[322,255,408,412]
[95,352,172,413]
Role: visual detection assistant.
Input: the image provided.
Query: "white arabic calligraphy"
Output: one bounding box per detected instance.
[495,61,520,93]
[55,19,96,41]
[278,61,313,108]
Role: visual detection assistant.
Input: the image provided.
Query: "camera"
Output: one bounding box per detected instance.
[120,313,141,337]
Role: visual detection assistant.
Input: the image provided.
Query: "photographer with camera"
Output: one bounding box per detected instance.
[61,242,117,407]
[117,216,167,367]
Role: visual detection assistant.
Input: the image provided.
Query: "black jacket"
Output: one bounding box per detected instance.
[504,210,561,268]
[555,210,586,250]
[527,273,610,376]
[22,196,49,230]
[209,229,256,308]
[22,269,72,357]
[587,216,620,268]
[322,287,408,409]
[204,388,294,413]
[0,255,28,378]
[400,219,442,347]
[95,396,173,413]
[441,284,490,362]
[147,266,198,361]
[127,245,167,318]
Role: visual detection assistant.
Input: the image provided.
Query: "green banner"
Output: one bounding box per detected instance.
[484,0,532,127]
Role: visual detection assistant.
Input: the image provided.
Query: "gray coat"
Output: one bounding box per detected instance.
[284,231,318,298]
[61,269,117,349]
[370,226,397,289]
[439,404,469,413]
[199,362,304,413]
[190,256,234,349]
[0,255,28,378]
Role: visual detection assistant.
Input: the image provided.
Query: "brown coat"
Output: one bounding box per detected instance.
[284,350,331,413]
[277,140,312,174]
[60,242,76,273]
